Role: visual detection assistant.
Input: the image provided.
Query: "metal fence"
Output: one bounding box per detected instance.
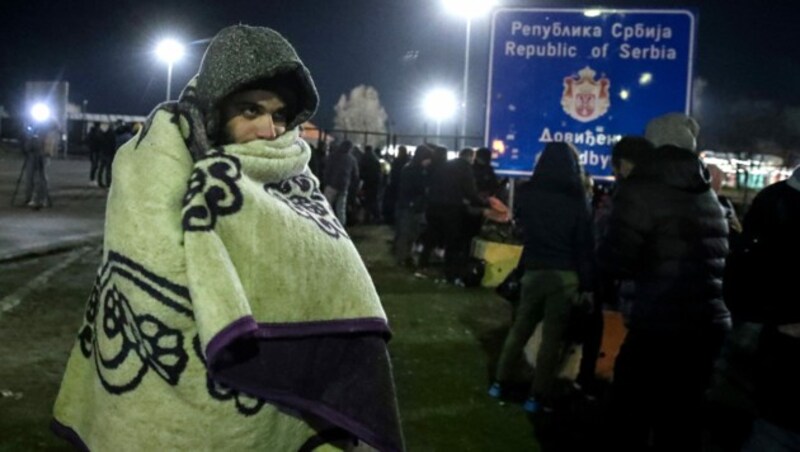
[303,127,485,152]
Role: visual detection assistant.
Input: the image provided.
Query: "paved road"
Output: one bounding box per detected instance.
[0,150,106,262]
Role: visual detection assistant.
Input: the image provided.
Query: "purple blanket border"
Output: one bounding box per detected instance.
[51,419,90,452]
[205,316,392,365]
[205,315,399,452]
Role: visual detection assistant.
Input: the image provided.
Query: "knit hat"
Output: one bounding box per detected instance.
[788,166,800,192]
[645,113,700,152]
[194,25,319,135]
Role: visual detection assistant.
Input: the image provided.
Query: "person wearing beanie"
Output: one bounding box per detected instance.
[725,166,800,451]
[598,113,731,451]
[52,25,403,452]
[644,112,700,151]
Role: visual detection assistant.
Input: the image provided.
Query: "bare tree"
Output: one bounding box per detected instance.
[333,85,388,147]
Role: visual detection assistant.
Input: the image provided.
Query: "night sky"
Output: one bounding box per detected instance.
[1,0,798,136]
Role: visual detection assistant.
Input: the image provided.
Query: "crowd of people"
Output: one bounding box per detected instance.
[311,110,799,451]
[312,139,509,286]
[85,120,137,188]
[482,113,799,452]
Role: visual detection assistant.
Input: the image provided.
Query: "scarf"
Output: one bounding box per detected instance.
[52,101,404,451]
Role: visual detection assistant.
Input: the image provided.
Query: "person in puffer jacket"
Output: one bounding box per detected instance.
[598,113,731,452]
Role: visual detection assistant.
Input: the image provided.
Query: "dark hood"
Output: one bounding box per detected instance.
[528,142,584,197]
[634,145,711,193]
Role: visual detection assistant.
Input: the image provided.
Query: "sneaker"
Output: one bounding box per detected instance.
[488,382,503,399]
[523,397,541,413]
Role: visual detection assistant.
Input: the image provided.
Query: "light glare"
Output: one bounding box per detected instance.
[443,0,497,19]
[620,89,630,100]
[30,103,51,122]
[639,72,653,85]
[583,9,602,17]
[423,89,458,121]
[156,39,185,64]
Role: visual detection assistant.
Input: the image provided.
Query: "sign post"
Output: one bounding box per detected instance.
[485,8,697,178]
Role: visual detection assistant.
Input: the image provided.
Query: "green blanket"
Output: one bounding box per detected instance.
[53,99,403,451]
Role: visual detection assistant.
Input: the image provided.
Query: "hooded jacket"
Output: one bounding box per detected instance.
[515,142,595,291]
[324,142,360,192]
[598,145,732,332]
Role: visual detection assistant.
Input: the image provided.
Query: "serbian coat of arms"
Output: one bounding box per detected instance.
[561,66,610,123]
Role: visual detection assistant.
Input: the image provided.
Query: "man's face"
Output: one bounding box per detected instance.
[618,159,635,179]
[220,89,289,144]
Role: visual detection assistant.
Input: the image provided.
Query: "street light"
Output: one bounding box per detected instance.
[423,88,458,143]
[443,0,497,148]
[155,38,185,101]
[30,103,52,123]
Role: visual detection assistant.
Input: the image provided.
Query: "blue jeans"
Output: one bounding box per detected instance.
[323,186,348,227]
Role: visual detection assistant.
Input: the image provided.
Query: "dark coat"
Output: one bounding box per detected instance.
[428,157,486,208]
[724,177,800,433]
[359,152,382,191]
[397,163,429,213]
[515,143,595,291]
[473,162,499,196]
[324,150,359,192]
[598,145,731,333]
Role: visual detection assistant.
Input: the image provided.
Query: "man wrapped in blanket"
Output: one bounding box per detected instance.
[52,25,404,452]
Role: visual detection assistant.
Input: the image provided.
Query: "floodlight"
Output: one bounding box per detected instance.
[423,89,458,122]
[443,0,497,19]
[30,103,51,123]
[155,39,185,64]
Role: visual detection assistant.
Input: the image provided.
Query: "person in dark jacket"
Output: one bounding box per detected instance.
[725,167,800,451]
[97,124,117,188]
[473,147,499,197]
[598,113,731,452]
[424,148,489,283]
[394,145,433,267]
[87,122,103,186]
[323,140,359,226]
[359,145,383,224]
[384,145,409,225]
[577,136,656,395]
[489,141,595,413]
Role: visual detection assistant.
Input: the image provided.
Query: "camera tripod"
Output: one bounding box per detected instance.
[10,152,52,208]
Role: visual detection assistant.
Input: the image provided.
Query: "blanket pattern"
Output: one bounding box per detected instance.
[182,149,244,231]
[264,173,348,239]
[78,251,191,394]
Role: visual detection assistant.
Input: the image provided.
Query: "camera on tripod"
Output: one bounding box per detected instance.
[10,102,56,207]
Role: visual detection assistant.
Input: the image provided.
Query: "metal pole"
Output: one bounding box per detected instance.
[508,178,515,218]
[166,63,173,101]
[459,18,472,150]
[10,153,29,206]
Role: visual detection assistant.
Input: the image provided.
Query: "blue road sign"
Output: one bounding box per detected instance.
[485,8,697,177]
